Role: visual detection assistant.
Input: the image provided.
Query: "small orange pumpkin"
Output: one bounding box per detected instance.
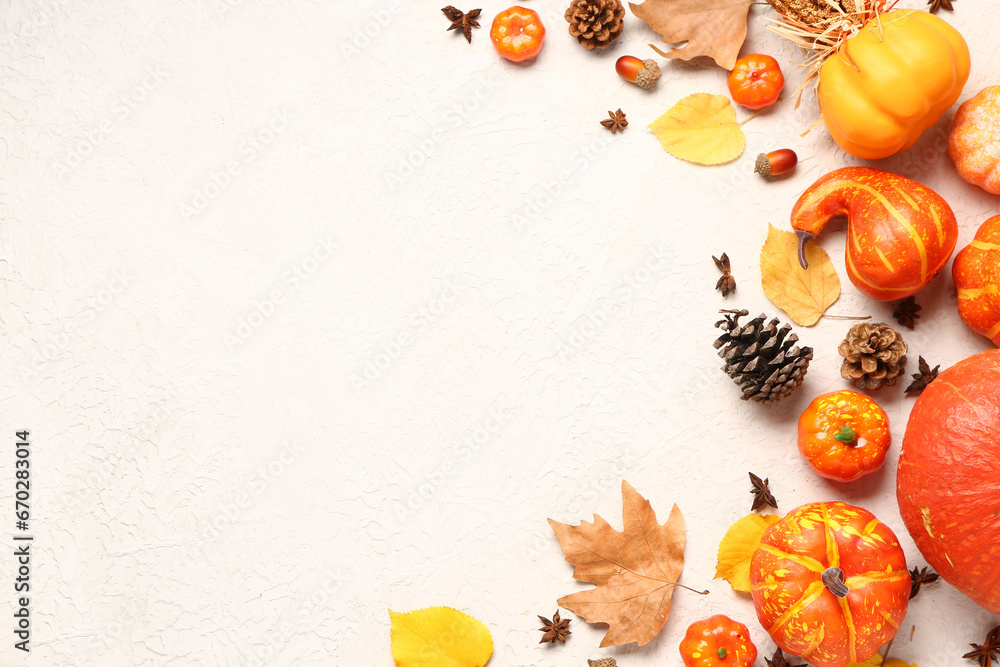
[750,502,909,667]
[953,214,1000,345]
[949,86,1000,194]
[791,167,958,301]
[818,9,970,160]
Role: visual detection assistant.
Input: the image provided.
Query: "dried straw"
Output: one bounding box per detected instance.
[763,0,899,105]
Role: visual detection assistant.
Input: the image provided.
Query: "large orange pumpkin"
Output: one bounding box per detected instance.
[750,502,909,667]
[949,86,1000,194]
[953,215,1000,346]
[818,9,970,159]
[897,349,1000,614]
[791,167,958,301]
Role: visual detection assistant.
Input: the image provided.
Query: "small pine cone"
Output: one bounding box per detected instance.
[839,322,907,390]
[564,0,625,50]
[714,310,813,404]
[588,659,617,667]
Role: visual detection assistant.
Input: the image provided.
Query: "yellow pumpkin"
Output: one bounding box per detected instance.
[949,86,1000,194]
[818,9,970,160]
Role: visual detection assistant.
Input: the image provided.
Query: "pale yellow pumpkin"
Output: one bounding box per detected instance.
[818,10,970,159]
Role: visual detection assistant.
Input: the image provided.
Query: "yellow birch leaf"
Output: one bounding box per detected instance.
[761,224,841,326]
[715,513,781,592]
[389,606,493,667]
[648,93,745,165]
[846,655,884,667]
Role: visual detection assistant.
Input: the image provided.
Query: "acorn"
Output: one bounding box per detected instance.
[616,56,660,90]
[754,149,798,179]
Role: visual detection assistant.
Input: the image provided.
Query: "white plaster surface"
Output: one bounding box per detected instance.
[1,0,998,665]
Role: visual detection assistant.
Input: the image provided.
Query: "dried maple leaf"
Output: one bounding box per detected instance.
[548,481,686,647]
[648,93,745,165]
[714,513,781,592]
[629,0,752,70]
[760,224,840,326]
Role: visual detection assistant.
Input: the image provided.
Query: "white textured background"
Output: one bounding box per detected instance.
[1,0,998,665]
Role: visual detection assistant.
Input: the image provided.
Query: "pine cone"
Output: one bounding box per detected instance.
[565,0,625,50]
[714,310,813,403]
[839,322,907,390]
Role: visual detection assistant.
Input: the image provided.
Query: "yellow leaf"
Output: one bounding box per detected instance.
[390,606,493,667]
[761,224,841,326]
[648,93,745,165]
[715,513,781,592]
[846,655,883,667]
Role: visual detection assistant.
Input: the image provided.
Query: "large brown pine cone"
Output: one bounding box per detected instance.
[564,0,625,50]
[839,322,907,390]
[714,310,813,404]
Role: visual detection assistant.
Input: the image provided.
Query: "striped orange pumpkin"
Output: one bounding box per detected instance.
[791,167,958,301]
[749,502,910,667]
[953,215,1000,345]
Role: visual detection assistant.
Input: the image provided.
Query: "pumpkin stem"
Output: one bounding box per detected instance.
[718,647,728,659]
[834,425,859,446]
[822,567,849,598]
[795,230,815,269]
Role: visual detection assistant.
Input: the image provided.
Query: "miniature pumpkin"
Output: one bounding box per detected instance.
[953,215,1000,345]
[791,167,958,301]
[750,502,909,667]
[818,9,970,159]
[949,86,1000,194]
[897,348,1000,614]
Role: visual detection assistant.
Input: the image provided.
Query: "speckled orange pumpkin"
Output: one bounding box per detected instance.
[791,167,958,301]
[953,215,1000,345]
[949,86,1000,194]
[750,502,910,667]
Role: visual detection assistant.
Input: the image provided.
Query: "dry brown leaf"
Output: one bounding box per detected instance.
[648,94,745,165]
[548,481,685,648]
[629,0,752,70]
[761,224,840,326]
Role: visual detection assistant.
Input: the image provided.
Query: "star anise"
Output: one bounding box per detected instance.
[928,0,954,13]
[749,472,778,512]
[538,610,571,644]
[441,6,481,43]
[909,565,940,599]
[714,253,737,297]
[963,625,1000,667]
[765,648,806,667]
[905,356,940,395]
[893,296,921,330]
[601,109,627,134]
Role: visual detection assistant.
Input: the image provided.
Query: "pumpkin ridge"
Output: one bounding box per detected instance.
[844,570,909,589]
[758,543,825,572]
[837,596,857,664]
[819,503,840,569]
[767,580,826,635]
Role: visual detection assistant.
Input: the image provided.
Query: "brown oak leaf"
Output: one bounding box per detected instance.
[628,0,752,70]
[548,481,685,647]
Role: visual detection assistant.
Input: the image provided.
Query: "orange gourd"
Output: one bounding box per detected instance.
[897,349,1000,613]
[818,9,970,160]
[949,86,1000,194]
[750,502,909,667]
[953,215,1000,345]
[791,167,958,301]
